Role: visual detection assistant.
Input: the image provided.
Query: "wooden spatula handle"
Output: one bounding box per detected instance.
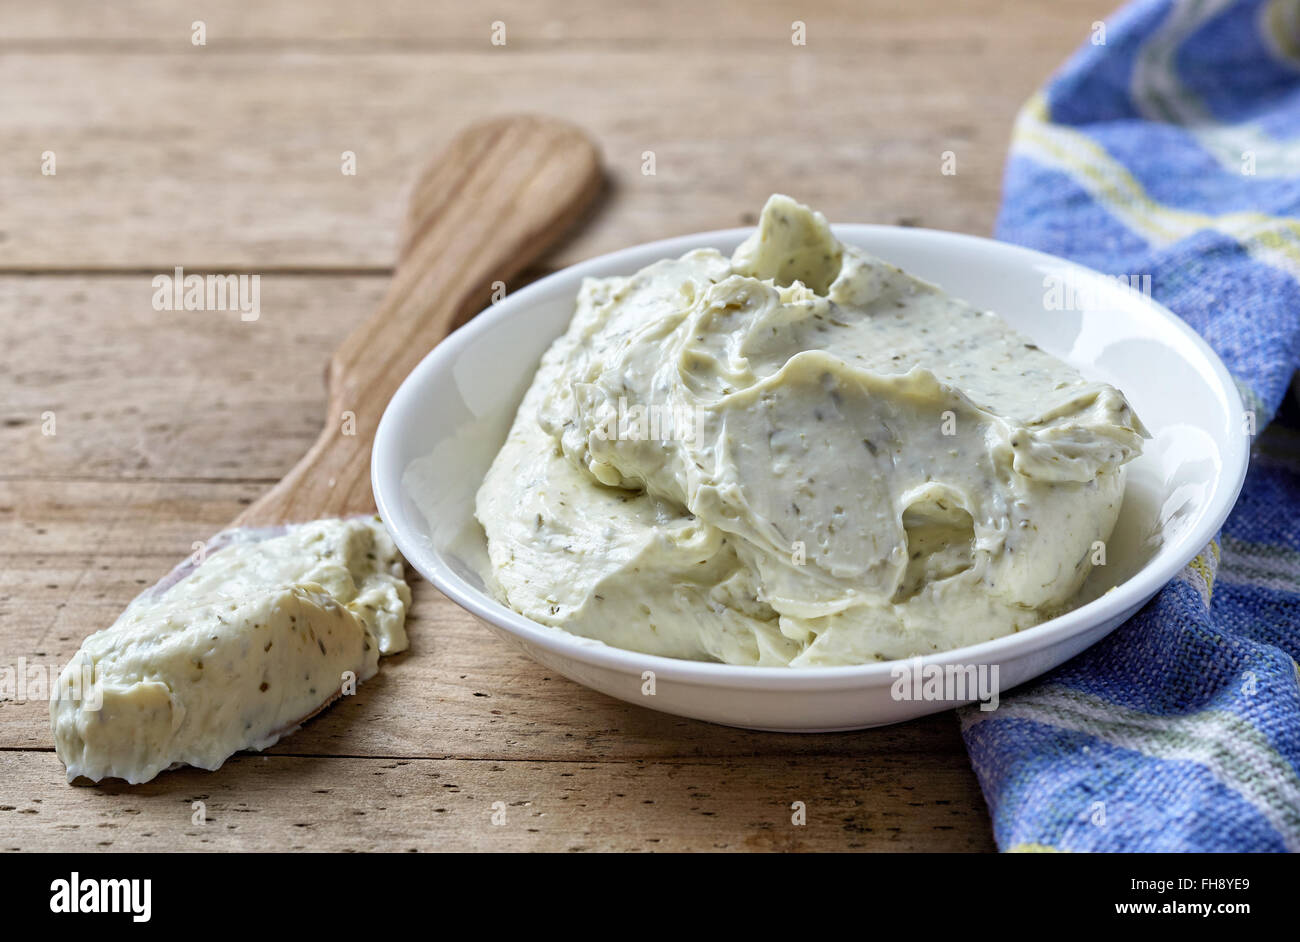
[234,116,602,527]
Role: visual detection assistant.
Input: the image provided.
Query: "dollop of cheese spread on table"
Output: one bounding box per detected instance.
[51,516,409,784]
[475,195,1147,667]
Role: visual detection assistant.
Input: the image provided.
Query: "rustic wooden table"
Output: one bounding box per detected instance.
[0,0,1115,852]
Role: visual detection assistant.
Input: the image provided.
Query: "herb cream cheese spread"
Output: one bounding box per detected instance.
[475,195,1147,667]
[51,516,409,784]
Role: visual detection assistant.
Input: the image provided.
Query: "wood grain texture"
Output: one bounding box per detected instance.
[2,0,1118,45]
[0,0,1119,852]
[0,276,387,481]
[0,0,1115,270]
[0,750,993,852]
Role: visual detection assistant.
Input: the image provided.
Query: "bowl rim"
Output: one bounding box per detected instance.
[373,223,1250,691]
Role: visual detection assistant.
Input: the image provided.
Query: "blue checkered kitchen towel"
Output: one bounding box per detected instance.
[961,0,1300,852]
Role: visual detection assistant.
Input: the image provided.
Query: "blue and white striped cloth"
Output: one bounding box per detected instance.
[962,0,1300,852]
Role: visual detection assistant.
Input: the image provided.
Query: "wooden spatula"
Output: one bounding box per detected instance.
[52,117,601,784]
[234,115,601,528]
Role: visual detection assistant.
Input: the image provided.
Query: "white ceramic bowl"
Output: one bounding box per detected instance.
[372,225,1249,731]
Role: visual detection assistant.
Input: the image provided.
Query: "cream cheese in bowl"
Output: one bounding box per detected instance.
[473,196,1148,667]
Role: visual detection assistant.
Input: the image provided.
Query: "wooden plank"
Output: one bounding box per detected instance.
[5,0,1117,46]
[0,10,1110,270]
[0,272,555,482]
[0,276,384,480]
[0,749,995,851]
